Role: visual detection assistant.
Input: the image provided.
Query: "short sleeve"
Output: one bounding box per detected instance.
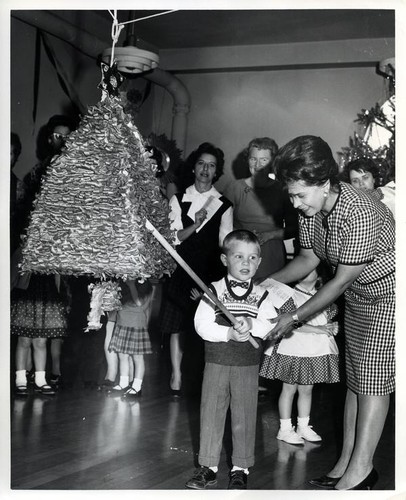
[298,214,313,249]
[339,205,380,265]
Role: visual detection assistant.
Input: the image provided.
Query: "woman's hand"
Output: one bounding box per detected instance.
[268,313,295,341]
[194,208,207,228]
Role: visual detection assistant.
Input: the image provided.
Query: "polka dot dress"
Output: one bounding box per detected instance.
[11,274,68,338]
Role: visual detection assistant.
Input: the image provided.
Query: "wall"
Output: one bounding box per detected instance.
[150,38,394,191]
[11,16,104,179]
[151,66,390,191]
[10,13,394,192]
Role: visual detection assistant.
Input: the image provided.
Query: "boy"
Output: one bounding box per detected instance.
[185,229,277,490]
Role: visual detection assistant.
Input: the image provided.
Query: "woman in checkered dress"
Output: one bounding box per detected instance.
[265,136,394,491]
[107,279,153,398]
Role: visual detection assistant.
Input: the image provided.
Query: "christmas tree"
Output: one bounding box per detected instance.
[337,61,395,183]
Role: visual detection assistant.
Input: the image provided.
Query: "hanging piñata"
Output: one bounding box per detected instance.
[20,63,176,307]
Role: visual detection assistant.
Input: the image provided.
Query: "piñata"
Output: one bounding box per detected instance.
[20,95,176,281]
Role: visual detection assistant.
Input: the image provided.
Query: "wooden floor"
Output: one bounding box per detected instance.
[10,348,395,493]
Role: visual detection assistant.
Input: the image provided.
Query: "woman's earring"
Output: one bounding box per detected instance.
[323,191,328,198]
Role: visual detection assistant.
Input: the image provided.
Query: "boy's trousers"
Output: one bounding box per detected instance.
[198,362,259,469]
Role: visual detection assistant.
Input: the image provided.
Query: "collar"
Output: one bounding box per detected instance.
[186,184,221,198]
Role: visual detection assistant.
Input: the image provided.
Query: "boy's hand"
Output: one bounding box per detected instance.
[190,287,203,302]
[227,316,252,342]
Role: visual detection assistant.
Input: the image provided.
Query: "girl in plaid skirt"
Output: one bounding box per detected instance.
[107,279,153,398]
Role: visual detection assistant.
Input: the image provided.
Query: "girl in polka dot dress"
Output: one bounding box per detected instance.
[260,265,340,445]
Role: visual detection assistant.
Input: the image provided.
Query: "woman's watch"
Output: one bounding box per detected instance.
[292,312,303,329]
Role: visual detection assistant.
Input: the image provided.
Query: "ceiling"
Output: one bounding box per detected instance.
[93,9,395,51]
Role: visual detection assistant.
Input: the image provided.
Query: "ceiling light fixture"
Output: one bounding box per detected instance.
[101,10,161,74]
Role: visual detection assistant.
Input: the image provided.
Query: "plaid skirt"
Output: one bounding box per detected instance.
[109,324,152,355]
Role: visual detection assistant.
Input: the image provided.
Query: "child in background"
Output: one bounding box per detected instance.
[185,230,277,490]
[260,265,340,445]
[106,279,154,398]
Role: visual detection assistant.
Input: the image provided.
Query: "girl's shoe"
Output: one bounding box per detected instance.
[50,374,62,388]
[277,427,304,445]
[107,385,130,395]
[296,425,322,442]
[122,387,142,399]
[34,384,56,395]
[100,380,115,391]
[15,385,29,397]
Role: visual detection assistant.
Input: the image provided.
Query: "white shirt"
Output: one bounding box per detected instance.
[169,184,233,246]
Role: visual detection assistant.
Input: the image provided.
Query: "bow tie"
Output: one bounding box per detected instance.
[229,280,250,289]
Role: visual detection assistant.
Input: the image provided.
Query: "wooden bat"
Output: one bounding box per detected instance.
[145,219,259,349]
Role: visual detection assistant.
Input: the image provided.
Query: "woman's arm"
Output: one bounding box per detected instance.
[177,207,207,242]
[269,247,320,284]
[270,261,366,339]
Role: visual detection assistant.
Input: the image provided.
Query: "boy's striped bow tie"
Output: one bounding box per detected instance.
[229,280,249,289]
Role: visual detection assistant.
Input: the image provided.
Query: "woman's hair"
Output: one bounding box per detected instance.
[274,135,339,187]
[342,157,381,186]
[247,137,278,158]
[36,114,77,161]
[222,229,261,256]
[185,142,225,182]
[11,132,22,159]
[135,279,153,300]
[314,262,333,290]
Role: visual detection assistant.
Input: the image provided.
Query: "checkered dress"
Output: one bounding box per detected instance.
[260,288,340,385]
[299,182,395,395]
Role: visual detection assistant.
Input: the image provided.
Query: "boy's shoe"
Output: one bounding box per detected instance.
[296,425,322,442]
[277,427,304,445]
[228,470,248,489]
[185,466,217,489]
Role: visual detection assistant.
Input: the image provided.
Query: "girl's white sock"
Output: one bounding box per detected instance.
[279,418,292,431]
[35,371,47,387]
[231,465,249,474]
[119,376,129,388]
[297,416,310,428]
[16,370,27,386]
[131,378,143,392]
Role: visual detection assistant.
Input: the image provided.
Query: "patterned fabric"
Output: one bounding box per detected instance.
[261,286,340,385]
[108,324,152,355]
[229,280,249,289]
[10,274,68,338]
[108,296,152,355]
[195,277,277,366]
[299,182,395,395]
[259,353,340,385]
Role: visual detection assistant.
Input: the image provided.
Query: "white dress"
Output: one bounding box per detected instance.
[259,286,340,385]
